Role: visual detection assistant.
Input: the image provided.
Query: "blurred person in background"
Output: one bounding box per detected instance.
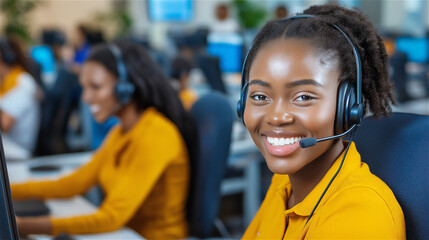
[274,5,289,19]
[383,33,412,103]
[210,3,240,34]
[11,41,198,239]
[70,24,91,74]
[170,55,198,110]
[0,36,41,158]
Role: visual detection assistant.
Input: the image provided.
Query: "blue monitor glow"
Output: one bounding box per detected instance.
[148,0,193,22]
[30,45,56,73]
[396,37,429,63]
[207,33,243,73]
[0,133,19,240]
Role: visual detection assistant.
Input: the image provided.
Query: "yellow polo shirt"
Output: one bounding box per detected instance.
[243,142,405,239]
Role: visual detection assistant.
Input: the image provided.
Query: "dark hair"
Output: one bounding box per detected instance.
[171,55,193,81]
[244,4,394,117]
[77,24,89,38]
[0,36,36,80]
[86,41,198,173]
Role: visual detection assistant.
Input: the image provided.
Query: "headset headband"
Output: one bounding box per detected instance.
[240,14,363,106]
[107,44,128,84]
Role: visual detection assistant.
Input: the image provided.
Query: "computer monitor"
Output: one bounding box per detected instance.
[207,33,243,73]
[147,0,193,22]
[396,37,429,63]
[0,133,19,240]
[30,45,56,74]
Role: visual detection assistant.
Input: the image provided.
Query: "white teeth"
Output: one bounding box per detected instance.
[90,105,101,114]
[267,136,303,146]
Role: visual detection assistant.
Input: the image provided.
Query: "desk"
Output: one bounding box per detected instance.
[6,153,143,240]
[2,135,31,161]
[7,152,92,184]
[29,196,143,240]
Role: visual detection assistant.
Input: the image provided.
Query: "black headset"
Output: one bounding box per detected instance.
[0,38,17,64]
[107,44,135,105]
[236,15,363,136]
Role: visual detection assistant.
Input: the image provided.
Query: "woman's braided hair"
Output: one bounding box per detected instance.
[244,4,394,117]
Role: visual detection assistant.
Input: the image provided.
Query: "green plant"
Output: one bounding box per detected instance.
[233,0,267,29]
[0,0,40,42]
[93,3,133,38]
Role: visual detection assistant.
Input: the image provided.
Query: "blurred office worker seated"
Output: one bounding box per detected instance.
[170,55,198,110]
[11,41,197,239]
[0,36,41,159]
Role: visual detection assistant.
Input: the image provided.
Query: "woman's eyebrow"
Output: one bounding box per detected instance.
[249,79,271,88]
[285,79,323,88]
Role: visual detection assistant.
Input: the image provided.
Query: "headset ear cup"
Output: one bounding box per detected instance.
[115,81,135,105]
[335,81,356,135]
[238,82,249,126]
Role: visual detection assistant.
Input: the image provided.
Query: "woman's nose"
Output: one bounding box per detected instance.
[266,101,294,126]
[81,89,92,104]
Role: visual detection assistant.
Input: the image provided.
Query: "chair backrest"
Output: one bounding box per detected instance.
[34,67,81,155]
[195,53,227,94]
[353,112,429,240]
[188,92,234,237]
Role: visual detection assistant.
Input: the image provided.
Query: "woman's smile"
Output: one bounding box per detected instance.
[260,130,305,157]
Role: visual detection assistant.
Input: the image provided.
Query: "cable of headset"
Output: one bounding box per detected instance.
[303,126,360,229]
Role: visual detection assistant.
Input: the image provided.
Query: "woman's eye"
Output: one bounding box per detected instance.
[250,94,268,101]
[295,94,316,102]
[90,84,101,90]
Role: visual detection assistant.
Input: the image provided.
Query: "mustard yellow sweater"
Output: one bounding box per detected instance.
[12,107,190,239]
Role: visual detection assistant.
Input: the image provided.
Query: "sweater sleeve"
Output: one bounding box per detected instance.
[11,151,104,200]
[51,121,184,235]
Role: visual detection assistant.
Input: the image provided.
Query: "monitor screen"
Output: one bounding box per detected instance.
[396,37,429,63]
[0,133,19,239]
[30,45,56,73]
[148,0,193,22]
[207,33,243,73]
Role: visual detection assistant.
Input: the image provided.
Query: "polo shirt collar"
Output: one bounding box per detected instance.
[277,141,361,217]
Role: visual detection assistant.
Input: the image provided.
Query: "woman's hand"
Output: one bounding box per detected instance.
[16,216,52,236]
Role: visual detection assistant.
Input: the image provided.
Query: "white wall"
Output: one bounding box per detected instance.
[28,0,114,43]
[128,0,234,49]
[10,0,426,47]
[381,0,428,36]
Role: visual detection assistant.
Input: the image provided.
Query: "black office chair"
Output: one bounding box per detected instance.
[34,67,82,155]
[188,92,234,238]
[195,53,227,94]
[353,112,429,240]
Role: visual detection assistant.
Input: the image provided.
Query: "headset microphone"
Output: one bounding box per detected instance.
[299,124,358,148]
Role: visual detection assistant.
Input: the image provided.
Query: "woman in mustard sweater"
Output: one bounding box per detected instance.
[12,42,197,239]
[238,5,405,239]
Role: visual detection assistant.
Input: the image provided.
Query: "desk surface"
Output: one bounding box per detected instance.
[29,196,143,240]
[6,154,143,240]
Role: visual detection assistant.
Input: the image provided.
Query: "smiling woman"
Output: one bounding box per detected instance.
[239,4,405,240]
[11,42,198,239]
